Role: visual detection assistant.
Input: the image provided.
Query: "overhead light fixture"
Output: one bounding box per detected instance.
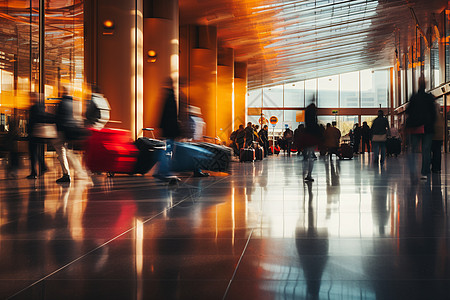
[103,20,114,35]
[147,50,157,63]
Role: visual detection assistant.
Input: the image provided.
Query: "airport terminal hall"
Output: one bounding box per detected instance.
[3,0,450,299]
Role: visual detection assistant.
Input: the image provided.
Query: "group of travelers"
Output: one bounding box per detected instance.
[227,76,444,183]
[229,122,269,157]
[4,86,108,182]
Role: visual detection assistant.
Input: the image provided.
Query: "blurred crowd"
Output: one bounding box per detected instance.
[228,76,445,182]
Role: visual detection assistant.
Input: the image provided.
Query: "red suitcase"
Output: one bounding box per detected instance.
[85,128,139,174]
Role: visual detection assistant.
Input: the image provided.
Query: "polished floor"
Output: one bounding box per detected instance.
[0,152,449,299]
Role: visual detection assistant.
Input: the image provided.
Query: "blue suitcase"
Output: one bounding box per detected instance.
[171,142,213,172]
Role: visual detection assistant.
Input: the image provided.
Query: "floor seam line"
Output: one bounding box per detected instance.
[222,228,254,300]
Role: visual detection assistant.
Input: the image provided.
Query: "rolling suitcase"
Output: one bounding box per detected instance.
[191,142,232,172]
[171,142,213,172]
[338,143,353,159]
[255,146,264,161]
[386,137,401,157]
[85,128,139,174]
[133,137,165,174]
[240,148,255,162]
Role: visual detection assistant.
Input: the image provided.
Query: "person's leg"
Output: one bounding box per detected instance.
[52,137,70,177]
[380,142,386,166]
[353,139,358,153]
[407,134,420,177]
[372,141,379,165]
[305,147,315,181]
[421,133,433,176]
[66,147,88,178]
[431,140,442,172]
[28,140,37,176]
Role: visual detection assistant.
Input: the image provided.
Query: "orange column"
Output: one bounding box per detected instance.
[183,25,217,139]
[85,0,143,139]
[217,47,234,143]
[143,0,179,139]
[234,62,247,130]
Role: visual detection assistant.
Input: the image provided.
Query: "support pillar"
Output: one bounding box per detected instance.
[181,25,217,138]
[234,62,247,130]
[217,47,234,142]
[143,0,179,138]
[84,0,143,139]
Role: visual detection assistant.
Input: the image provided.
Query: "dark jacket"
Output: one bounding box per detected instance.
[236,129,245,145]
[304,104,320,136]
[159,87,180,139]
[56,95,74,133]
[371,116,389,136]
[259,128,268,143]
[405,90,436,134]
[361,124,371,140]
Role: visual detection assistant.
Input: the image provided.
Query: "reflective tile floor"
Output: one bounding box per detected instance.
[0,153,450,299]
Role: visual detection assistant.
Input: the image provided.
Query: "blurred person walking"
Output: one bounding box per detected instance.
[53,87,89,183]
[236,124,245,150]
[154,77,180,181]
[26,92,49,179]
[405,76,436,180]
[283,127,294,156]
[259,125,269,157]
[371,110,390,167]
[361,121,371,154]
[431,101,444,173]
[303,102,321,182]
[84,86,110,130]
[244,122,254,147]
[352,123,361,154]
[5,110,20,179]
[323,122,341,160]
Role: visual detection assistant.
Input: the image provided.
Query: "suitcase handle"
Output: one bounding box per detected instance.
[143,128,155,139]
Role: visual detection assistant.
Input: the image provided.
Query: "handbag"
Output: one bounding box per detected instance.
[372,134,387,142]
[32,123,58,139]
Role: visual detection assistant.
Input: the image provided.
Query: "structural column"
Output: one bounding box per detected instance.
[180,25,217,138]
[84,0,143,139]
[217,47,234,142]
[234,62,247,130]
[143,0,179,138]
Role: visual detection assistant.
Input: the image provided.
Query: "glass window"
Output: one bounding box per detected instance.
[361,115,377,127]
[247,89,262,107]
[263,85,283,107]
[318,116,335,127]
[318,75,338,108]
[338,115,358,137]
[361,69,389,108]
[431,39,440,88]
[400,69,405,105]
[340,71,359,108]
[407,64,413,100]
[283,110,300,130]
[284,81,304,107]
[305,79,317,105]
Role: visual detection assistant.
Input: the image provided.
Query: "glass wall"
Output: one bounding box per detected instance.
[317,75,338,108]
[340,71,359,108]
[0,1,84,136]
[246,67,391,134]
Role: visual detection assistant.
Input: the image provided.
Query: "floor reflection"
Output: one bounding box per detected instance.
[0,154,449,299]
